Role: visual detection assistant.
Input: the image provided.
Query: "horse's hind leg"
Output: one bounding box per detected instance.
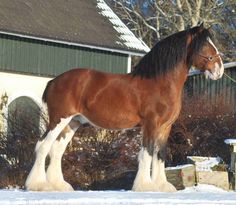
[25,117,72,191]
[46,120,80,191]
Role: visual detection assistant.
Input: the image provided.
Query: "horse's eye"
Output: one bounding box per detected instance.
[208,56,213,61]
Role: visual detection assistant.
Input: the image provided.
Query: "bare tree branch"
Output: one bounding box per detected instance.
[106,0,235,61]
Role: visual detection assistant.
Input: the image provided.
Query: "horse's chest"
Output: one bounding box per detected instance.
[162,102,181,126]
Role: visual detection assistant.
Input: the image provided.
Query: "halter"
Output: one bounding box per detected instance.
[198,53,221,62]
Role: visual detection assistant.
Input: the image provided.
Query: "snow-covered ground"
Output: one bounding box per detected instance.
[1,185,236,205]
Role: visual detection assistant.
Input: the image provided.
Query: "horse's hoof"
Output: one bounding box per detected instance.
[26,181,55,191]
[132,180,177,192]
[158,182,177,192]
[132,181,160,192]
[51,181,74,191]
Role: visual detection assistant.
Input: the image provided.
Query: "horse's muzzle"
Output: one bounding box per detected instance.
[204,62,224,80]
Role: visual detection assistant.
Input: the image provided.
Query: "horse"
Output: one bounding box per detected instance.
[25,23,224,192]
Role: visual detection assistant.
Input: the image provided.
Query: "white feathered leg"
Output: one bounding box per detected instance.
[152,152,176,192]
[132,147,156,191]
[151,151,158,182]
[46,120,79,191]
[25,117,72,191]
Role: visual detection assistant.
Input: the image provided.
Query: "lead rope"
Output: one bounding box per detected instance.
[223,72,236,83]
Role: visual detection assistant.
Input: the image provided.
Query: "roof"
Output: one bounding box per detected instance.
[0,0,149,55]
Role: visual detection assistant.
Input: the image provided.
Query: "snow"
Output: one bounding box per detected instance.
[96,0,150,52]
[187,156,222,171]
[165,164,194,170]
[1,185,236,205]
[224,139,236,145]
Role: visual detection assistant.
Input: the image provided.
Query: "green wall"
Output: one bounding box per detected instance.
[0,34,128,77]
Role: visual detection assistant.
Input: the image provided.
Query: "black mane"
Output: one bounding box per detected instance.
[131,26,212,78]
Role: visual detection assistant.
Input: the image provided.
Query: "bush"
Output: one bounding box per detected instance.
[167,94,235,166]
[63,127,141,190]
[0,101,47,188]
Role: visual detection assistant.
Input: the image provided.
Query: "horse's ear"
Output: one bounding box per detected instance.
[190,22,205,39]
[197,21,205,32]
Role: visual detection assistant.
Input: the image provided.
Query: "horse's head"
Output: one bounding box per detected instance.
[190,24,224,80]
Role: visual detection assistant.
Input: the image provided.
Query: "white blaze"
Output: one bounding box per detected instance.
[205,38,224,80]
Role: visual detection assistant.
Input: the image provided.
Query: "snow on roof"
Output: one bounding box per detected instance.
[97,0,150,53]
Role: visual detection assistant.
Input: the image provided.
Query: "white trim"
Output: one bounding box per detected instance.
[127,55,132,73]
[0,30,146,57]
[4,92,47,137]
[7,91,43,108]
[224,61,236,69]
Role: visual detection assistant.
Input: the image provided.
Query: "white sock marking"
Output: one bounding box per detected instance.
[25,117,72,191]
[132,147,152,191]
[46,125,78,191]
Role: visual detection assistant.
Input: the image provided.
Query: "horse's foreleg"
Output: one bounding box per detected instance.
[151,127,176,192]
[152,146,176,192]
[132,119,158,192]
[132,147,154,191]
[25,117,72,191]
[151,146,166,182]
[46,120,80,191]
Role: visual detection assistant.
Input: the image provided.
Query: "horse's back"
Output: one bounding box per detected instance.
[44,68,141,129]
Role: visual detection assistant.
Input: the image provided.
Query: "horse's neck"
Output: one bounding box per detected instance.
[159,64,189,120]
[164,63,189,99]
[172,64,189,86]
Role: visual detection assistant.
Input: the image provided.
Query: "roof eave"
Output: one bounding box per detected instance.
[0,30,147,56]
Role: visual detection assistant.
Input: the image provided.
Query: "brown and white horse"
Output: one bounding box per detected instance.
[25,24,224,192]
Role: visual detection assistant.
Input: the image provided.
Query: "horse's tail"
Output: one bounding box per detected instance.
[42,80,53,103]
